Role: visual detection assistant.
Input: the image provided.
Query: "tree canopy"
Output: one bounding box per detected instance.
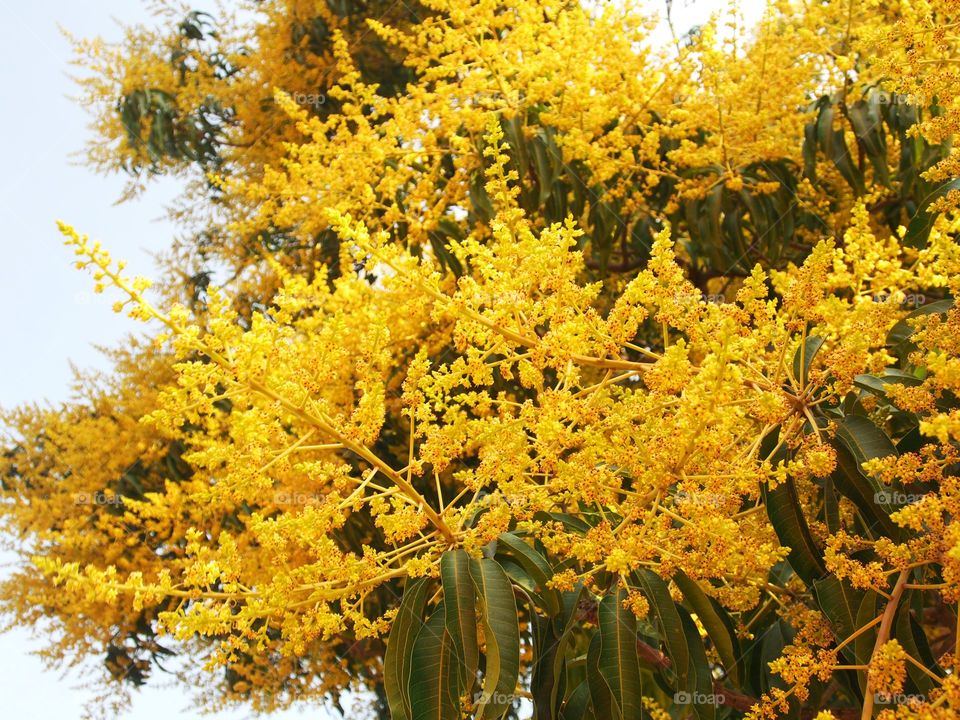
[4,1,960,718]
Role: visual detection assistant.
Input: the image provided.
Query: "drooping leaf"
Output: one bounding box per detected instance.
[853,591,881,696]
[678,607,716,720]
[496,532,561,615]
[469,557,520,719]
[813,576,865,663]
[632,570,688,692]
[832,416,902,539]
[894,596,940,694]
[673,571,743,685]
[532,585,583,720]
[904,178,960,247]
[887,299,954,351]
[440,549,479,693]
[764,476,827,585]
[836,415,898,467]
[560,678,595,720]
[385,577,431,720]
[408,602,462,720]
[597,587,644,719]
[586,630,619,720]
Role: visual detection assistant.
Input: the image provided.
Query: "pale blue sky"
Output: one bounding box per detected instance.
[0,1,758,718]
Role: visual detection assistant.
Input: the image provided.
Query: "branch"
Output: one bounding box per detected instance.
[860,569,910,720]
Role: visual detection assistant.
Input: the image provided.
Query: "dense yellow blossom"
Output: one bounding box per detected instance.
[6,1,960,718]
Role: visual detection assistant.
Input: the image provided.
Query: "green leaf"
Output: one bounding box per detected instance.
[496,532,561,615]
[812,576,864,663]
[469,557,520,719]
[823,475,842,534]
[833,416,902,539]
[427,218,465,277]
[832,442,901,540]
[499,557,536,594]
[632,570,688,692]
[904,178,960,247]
[531,132,557,205]
[440,550,479,693]
[817,103,866,195]
[853,591,880,696]
[763,476,827,585]
[887,299,954,348]
[469,171,495,223]
[560,679,595,720]
[586,630,619,720]
[384,578,431,720]
[847,100,890,185]
[534,511,592,534]
[853,370,922,400]
[408,602,463,720]
[758,620,794,699]
[598,587,644,719]
[803,120,819,181]
[673,571,743,686]
[532,585,583,720]
[678,607,716,720]
[895,596,939,694]
[836,415,898,466]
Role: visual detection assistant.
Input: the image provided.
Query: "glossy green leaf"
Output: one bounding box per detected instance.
[847,100,889,185]
[832,441,901,539]
[633,570,688,692]
[560,679,595,720]
[853,591,880,696]
[678,607,716,720]
[534,511,592,534]
[853,370,922,401]
[894,597,939,694]
[440,549,479,693]
[469,557,520,719]
[384,577,431,720]
[408,602,462,720]
[836,415,898,467]
[764,477,827,585]
[904,178,960,247]
[673,571,742,686]
[586,630,619,720]
[532,585,583,720]
[887,299,954,349]
[496,532,561,616]
[598,587,643,719]
[812,576,864,663]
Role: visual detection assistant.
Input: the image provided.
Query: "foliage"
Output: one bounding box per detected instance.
[4,1,960,719]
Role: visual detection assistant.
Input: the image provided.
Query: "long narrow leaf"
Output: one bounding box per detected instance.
[384,578,431,720]
[469,557,520,719]
[441,549,479,694]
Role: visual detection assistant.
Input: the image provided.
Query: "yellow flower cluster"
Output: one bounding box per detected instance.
[5,1,960,716]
